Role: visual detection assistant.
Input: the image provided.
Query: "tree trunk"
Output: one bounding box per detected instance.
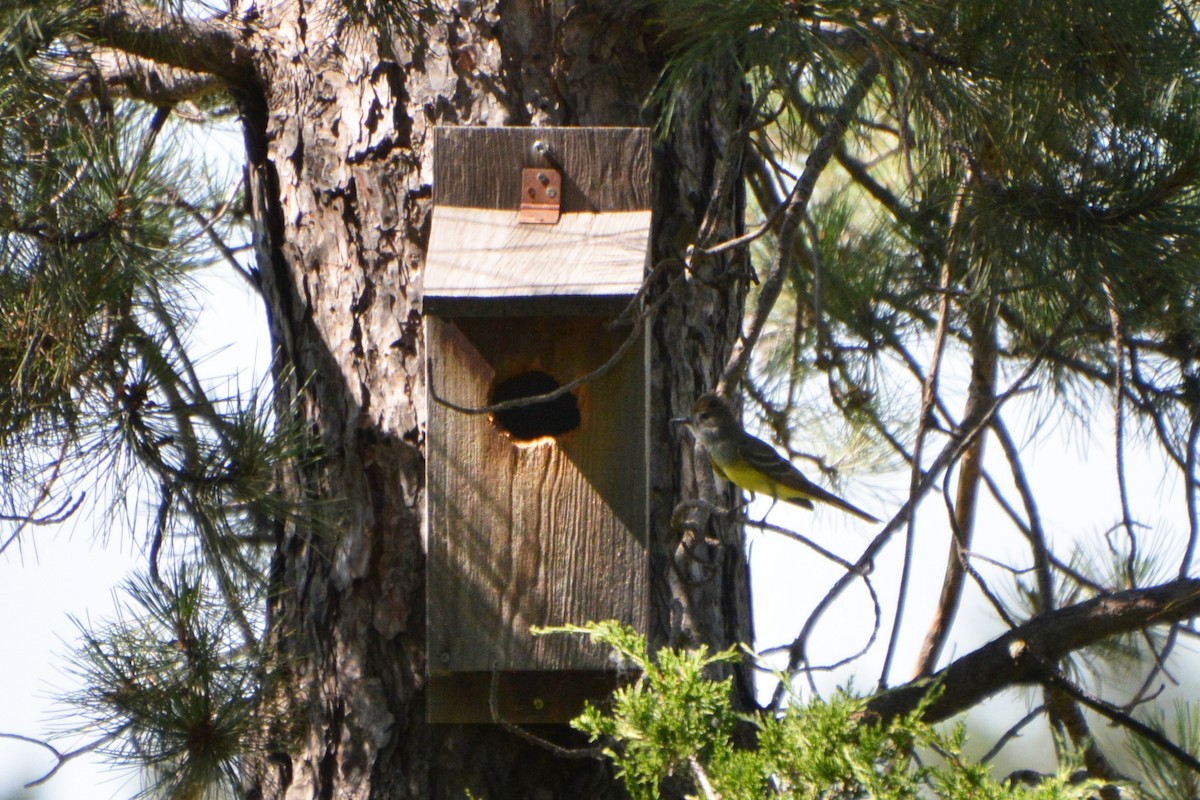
[236,2,751,796]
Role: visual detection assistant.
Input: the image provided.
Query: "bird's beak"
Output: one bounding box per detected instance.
[670,416,691,427]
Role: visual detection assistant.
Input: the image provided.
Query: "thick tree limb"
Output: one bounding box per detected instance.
[93,0,253,85]
[863,578,1200,726]
[45,48,224,105]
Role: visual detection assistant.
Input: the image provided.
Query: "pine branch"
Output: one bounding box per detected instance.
[717,55,881,395]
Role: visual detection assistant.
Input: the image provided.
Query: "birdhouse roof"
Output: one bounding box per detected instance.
[424,127,651,310]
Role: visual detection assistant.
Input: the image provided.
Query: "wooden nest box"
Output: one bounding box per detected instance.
[423,127,651,723]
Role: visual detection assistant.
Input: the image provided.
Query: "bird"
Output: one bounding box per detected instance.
[679,392,879,523]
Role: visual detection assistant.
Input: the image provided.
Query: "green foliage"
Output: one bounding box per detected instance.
[1128,703,1200,800]
[330,0,432,45]
[62,567,293,800]
[0,0,322,631]
[0,8,319,795]
[554,623,1109,800]
[649,0,907,137]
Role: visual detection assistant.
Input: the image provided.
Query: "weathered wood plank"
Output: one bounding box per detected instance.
[425,316,648,674]
[433,126,651,211]
[424,208,651,299]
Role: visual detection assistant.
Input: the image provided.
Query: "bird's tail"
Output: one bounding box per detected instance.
[802,484,880,524]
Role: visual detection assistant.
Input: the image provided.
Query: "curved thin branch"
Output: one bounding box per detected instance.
[431,267,680,416]
[487,671,603,760]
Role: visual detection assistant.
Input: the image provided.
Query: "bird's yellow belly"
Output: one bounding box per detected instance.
[717,460,810,501]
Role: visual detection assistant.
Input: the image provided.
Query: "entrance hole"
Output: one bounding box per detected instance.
[489,371,581,441]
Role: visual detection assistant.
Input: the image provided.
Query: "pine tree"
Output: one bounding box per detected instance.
[2,1,1199,798]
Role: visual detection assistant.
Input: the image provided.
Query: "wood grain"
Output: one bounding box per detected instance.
[424,208,651,299]
[425,315,649,674]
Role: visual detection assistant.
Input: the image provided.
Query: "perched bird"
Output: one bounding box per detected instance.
[680,392,879,523]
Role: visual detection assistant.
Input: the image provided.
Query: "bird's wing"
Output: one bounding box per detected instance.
[738,434,879,523]
[738,434,822,493]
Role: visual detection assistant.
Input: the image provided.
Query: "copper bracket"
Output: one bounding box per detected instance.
[518,168,562,224]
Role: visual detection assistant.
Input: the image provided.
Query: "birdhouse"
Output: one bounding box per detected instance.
[423,127,651,723]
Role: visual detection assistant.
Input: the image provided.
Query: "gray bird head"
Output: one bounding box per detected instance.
[686,393,740,447]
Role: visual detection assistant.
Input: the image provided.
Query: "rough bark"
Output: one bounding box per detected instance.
[222,1,753,797]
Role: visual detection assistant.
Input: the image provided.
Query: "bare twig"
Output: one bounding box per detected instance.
[1040,667,1200,778]
[698,177,800,258]
[980,705,1047,763]
[487,671,603,760]
[0,437,81,557]
[689,755,721,800]
[0,729,124,788]
[990,419,1055,610]
[741,516,856,570]
[166,180,257,290]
